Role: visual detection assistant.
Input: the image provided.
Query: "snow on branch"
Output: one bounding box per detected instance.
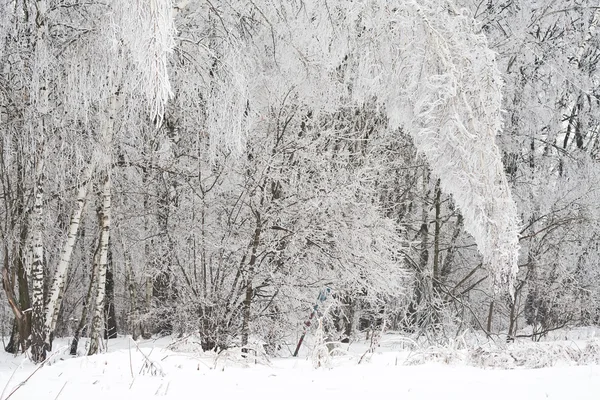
[0,0,13,62]
[118,0,176,125]
[391,1,521,296]
[302,0,521,295]
[198,0,520,295]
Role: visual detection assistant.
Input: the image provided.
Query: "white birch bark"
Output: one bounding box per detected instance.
[29,0,50,363]
[88,171,112,355]
[43,160,96,350]
[88,76,117,354]
[30,156,46,363]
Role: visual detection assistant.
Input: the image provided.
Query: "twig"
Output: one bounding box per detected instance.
[515,323,569,339]
[128,338,134,379]
[358,320,387,365]
[53,382,67,400]
[0,360,25,400]
[131,340,164,377]
[2,347,67,400]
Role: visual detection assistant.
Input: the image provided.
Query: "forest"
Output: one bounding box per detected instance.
[0,0,599,365]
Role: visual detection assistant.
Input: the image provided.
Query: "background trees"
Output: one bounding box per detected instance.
[1,0,599,361]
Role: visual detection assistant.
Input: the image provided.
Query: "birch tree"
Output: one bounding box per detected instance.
[88,171,112,355]
[43,160,95,351]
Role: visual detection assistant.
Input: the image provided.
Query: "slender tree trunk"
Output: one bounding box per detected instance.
[486,300,494,334]
[30,159,47,363]
[124,253,141,340]
[88,70,117,354]
[2,247,28,353]
[241,213,262,351]
[440,213,463,283]
[104,249,117,339]
[70,234,100,355]
[432,179,441,289]
[142,144,154,339]
[44,162,94,351]
[5,321,19,353]
[2,148,33,354]
[407,168,430,328]
[15,233,32,351]
[29,0,50,363]
[88,172,112,355]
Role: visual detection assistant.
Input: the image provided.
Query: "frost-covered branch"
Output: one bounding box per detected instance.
[398,1,521,296]
[117,0,176,124]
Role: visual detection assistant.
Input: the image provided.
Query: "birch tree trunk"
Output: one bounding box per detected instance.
[104,250,117,339]
[88,172,112,355]
[70,237,99,355]
[30,157,46,363]
[44,161,95,351]
[87,75,117,355]
[29,0,52,363]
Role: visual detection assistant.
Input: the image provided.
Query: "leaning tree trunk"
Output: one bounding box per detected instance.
[70,229,100,355]
[44,162,94,351]
[88,172,112,356]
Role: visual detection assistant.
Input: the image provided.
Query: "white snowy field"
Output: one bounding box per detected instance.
[1,332,600,400]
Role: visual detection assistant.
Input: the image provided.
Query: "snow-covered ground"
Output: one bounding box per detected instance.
[1,332,600,400]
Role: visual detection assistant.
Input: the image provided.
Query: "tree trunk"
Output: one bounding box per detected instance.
[124,253,141,340]
[486,300,494,334]
[2,246,29,353]
[29,0,50,363]
[241,213,262,351]
[44,162,94,351]
[88,172,112,355]
[1,154,33,354]
[141,144,154,340]
[440,213,463,283]
[407,168,430,329]
[30,161,47,363]
[432,179,441,289]
[5,321,19,353]
[104,250,117,340]
[70,234,100,355]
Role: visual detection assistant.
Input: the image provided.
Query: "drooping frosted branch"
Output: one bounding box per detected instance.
[403,2,520,296]
[117,0,176,125]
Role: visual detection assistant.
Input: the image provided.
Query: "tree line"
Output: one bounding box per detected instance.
[1,0,599,362]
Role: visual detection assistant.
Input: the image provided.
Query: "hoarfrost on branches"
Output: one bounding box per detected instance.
[393,1,521,296]
[117,0,176,125]
[205,0,520,295]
